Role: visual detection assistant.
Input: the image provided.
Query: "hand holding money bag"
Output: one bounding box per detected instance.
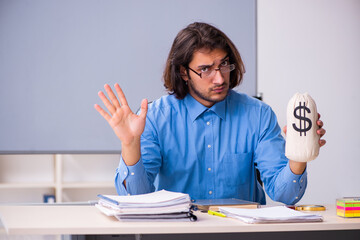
[285,93,320,162]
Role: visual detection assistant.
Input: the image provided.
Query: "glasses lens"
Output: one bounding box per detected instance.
[202,71,214,79]
[202,64,235,79]
[220,64,235,73]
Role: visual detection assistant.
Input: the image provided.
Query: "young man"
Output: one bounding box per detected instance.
[95,22,326,204]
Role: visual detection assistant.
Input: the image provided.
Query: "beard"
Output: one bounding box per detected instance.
[187,79,229,105]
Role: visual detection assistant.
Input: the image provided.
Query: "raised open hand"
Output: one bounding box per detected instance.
[94,83,148,146]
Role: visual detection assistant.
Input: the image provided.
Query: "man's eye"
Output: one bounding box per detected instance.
[220,60,229,66]
[200,67,210,73]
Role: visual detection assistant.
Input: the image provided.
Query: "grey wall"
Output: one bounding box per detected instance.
[0,0,256,153]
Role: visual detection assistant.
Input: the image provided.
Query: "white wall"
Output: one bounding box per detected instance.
[257,0,360,204]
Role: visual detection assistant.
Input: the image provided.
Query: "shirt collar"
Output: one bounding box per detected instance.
[184,93,228,122]
[184,94,208,122]
[209,96,226,121]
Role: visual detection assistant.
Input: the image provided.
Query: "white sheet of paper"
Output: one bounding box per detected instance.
[219,206,323,223]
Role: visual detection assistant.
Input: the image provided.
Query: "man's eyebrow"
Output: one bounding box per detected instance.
[221,54,230,61]
[196,55,230,69]
[197,63,214,69]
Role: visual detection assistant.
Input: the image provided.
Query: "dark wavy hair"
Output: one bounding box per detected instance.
[163,22,245,99]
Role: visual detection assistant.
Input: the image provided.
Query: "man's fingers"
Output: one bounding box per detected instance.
[94,104,111,122]
[319,139,326,147]
[283,125,287,135]
[98,91,116,115]
[115,83,129,107]
[139,99,148,119]
[316,120,324,128]
[317,128,326,138]
[104,84,121,109]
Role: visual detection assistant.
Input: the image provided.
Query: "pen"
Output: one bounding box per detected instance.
[208,210,227,218]
[97,194,119,205]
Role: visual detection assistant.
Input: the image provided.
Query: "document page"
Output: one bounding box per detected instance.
[100,190,189,206]
[219,206,323,223]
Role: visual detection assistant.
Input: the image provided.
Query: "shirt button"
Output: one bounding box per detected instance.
[131,172,135,176]
[209,191,213,195]
[295,196,299,199]
[208,168,211,171]
[293,180,297,183]
[207,122,210,126]
[208,145,211,148]
[300,179,303,183]
[127,193,131,196]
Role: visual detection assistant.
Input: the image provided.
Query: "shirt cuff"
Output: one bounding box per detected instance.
[283,162,307,184]
[114,156,146,195]
[282,162,308,203]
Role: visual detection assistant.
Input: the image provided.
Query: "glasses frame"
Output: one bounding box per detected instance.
[187,64,235,79]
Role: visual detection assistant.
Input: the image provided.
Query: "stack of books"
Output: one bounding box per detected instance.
[96,190,197,221]
[337,197,360,217]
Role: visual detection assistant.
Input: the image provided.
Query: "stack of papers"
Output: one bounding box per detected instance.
[96,190,196,221]
[219,206,323,224]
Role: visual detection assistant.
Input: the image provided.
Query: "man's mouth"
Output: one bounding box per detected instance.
[212,85,227,93]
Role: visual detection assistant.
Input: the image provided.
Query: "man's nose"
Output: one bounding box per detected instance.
[212,69,225,84]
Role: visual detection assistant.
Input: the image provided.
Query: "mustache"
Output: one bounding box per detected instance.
[211,83,227,90]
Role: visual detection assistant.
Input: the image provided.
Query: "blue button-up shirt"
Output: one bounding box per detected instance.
[115,90,307,205]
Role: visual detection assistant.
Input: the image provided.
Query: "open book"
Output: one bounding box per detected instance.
[219,206,323,224]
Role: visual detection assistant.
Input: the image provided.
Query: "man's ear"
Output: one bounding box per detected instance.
[180,66,189,81]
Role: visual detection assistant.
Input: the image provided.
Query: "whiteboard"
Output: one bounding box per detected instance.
[0,0,256,153]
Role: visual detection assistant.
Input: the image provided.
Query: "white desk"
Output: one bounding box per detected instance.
[0,204,359,237]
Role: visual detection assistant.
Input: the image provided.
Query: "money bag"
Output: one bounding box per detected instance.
[285,93,320,162]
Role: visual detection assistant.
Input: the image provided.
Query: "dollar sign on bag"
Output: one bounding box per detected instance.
[292,102,312,136]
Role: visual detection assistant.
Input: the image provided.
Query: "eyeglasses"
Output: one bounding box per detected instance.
[188,63,235,80]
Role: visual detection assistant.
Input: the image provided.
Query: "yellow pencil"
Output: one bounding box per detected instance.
[208,210,227,217]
